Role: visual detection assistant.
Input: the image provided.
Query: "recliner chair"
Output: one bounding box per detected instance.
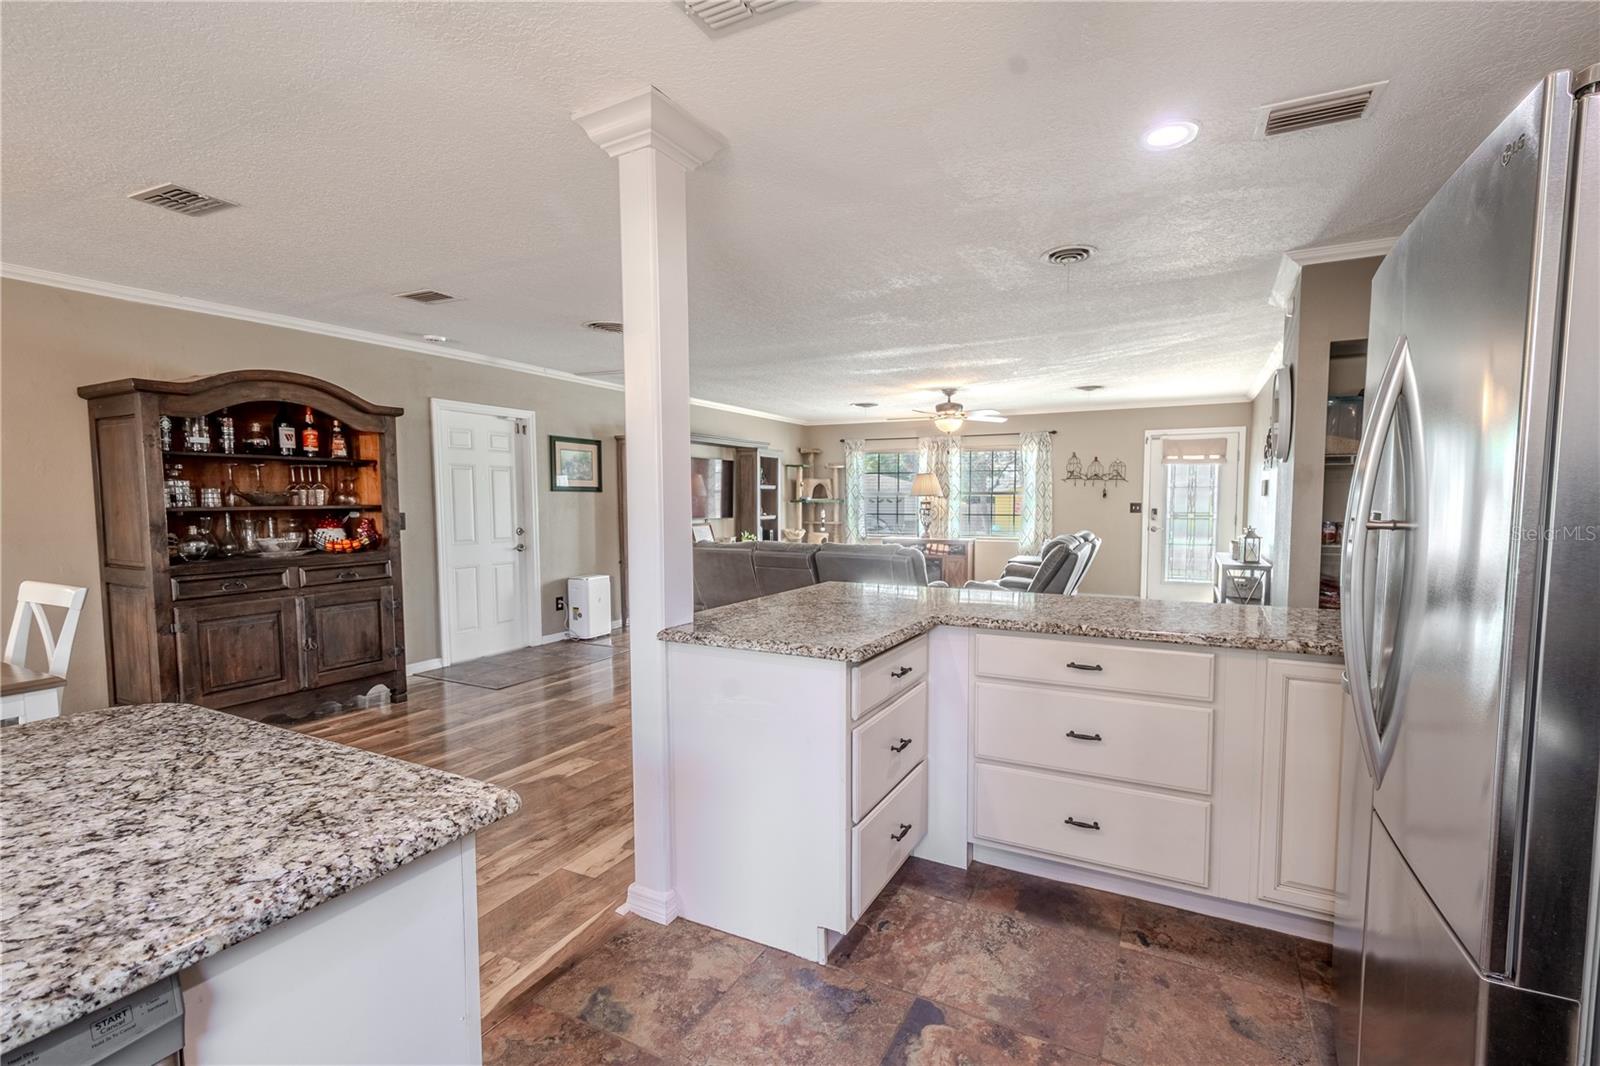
[964,539,1079,595]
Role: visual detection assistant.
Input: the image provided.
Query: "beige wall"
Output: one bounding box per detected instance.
[1278,257,1382,606]
[802,401,1254,598]
[1246,380,1278,572]
[0,278,800,711]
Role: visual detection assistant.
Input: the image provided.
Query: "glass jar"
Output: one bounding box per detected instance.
[176,521,215,562]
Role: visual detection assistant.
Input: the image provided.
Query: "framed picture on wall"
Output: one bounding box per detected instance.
[550,436,602,492]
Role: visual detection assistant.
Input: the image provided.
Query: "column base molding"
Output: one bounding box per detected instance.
[625,883,682,925]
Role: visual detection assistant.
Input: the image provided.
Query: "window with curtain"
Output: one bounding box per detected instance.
[957,447,1022,537]
[861,450,920,536]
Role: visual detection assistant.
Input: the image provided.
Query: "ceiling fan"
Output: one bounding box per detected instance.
[899,388,1008,434]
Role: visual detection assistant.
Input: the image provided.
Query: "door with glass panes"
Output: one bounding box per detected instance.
[1141,429,1243,601]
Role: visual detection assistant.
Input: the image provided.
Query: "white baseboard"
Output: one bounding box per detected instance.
[625,883,681,926]
[537,631,569,646]
[406,658,444,675]
[968,843,1333,943]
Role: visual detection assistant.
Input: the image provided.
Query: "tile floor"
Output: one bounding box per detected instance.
[486,858,1336,1065]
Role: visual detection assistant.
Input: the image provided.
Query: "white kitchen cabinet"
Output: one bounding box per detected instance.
[665,624,1344,960]
[1254,656,1347,915]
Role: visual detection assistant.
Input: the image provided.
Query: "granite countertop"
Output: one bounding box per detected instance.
[0,703,520,1052]
[660,582,1342,662]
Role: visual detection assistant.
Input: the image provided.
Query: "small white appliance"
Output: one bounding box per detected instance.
[566,574,612,640]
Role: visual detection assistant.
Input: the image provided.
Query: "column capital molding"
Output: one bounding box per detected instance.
[574,87,724,170]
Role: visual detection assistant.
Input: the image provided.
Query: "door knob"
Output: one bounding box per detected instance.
[513,543,526,552]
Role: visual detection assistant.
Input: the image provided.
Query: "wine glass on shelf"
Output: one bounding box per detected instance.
[222,464,244,507]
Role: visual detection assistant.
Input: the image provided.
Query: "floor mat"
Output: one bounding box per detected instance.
[418,639,617,690]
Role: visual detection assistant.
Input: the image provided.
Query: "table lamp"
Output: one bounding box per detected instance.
[911,472,944,538]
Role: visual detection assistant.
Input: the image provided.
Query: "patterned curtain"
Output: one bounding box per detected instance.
[918,436,962,539]
[841,439,867,544]
[1016,430,1055,554]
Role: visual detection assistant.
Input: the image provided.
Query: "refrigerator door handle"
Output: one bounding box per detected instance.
[1340,335,1427,787]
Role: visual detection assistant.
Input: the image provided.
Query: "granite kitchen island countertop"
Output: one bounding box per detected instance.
[660,581,1342,662]
[0,702,520,1052]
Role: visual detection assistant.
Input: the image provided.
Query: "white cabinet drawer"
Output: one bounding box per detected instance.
[852,760,928,920]
[974,632,1214,702]
[974,681,1212,794]
[852,683,928,822]
[972,762,1210,888]
[851,636,929,720]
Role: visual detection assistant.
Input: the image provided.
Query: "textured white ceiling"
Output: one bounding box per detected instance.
[3,2,1594,423]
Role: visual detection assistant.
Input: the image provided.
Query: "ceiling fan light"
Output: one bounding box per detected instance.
[934,414,965,434]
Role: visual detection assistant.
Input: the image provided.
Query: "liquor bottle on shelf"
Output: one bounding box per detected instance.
[300,406,320,457]
[274,404,297,456]
[328,420,349,460]
[216,408,236,454]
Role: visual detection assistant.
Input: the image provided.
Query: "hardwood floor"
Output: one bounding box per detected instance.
[293,633,634,1024]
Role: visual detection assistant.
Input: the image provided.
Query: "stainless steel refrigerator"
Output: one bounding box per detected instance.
[1335,64,1599,1065]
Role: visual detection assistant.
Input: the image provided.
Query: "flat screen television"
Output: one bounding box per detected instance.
[691,457,734,519]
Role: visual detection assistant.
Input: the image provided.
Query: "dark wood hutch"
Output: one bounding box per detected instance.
[78,370,408,719]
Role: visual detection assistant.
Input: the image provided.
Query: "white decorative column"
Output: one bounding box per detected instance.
[576,88,722,924]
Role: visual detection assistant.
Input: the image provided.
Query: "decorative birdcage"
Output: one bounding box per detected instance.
[1107,459,1127,483]
[1061,452,1084,483]
[1086,456,1105,481]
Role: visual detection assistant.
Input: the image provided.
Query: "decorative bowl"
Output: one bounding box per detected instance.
[257,533,304,553]
[243,491,291,506]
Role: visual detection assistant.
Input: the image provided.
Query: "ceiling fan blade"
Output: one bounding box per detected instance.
[966,412,1008,423]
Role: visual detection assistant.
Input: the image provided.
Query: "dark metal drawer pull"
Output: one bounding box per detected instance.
[219,579,249,592]
[890,737,913,753]
[890,822,913,842]
[1064,817,1102,831]
[336,569,362,581]
[1066,662,1103,672]
[1065,730,1103,742]
[890,666,914,679]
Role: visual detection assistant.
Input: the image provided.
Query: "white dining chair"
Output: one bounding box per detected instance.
[2,581,87,723]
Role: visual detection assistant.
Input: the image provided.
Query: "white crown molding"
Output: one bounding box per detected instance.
[1270,235,1397,310]
[574,87,725,171]
[1,263,801,425]
[1285,236,1397,267]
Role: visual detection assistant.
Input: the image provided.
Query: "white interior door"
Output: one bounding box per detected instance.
[1142,429,1243,602]
[436,408,530,662]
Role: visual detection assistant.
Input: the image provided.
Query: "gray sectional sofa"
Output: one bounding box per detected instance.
[692,541,940,610]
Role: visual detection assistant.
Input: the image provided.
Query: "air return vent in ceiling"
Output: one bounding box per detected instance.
[127,183,237,217]
[1258,82,1386,138]
[684,0,792,35]
[584,321,624,334]
[394,289,457,304]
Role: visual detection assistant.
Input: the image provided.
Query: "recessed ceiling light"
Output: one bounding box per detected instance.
[1141,120,1199,151]
[422,334,451,344]
[851,402,879,409]
[584,321,624,334]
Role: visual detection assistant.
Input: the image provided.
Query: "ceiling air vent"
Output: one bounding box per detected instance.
[1042,245,1096,265]
[1259,82,1386,138]
[394,289,457,304]
[584,321,624,334]
[127,183,237,217]
[684,0,793,35]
